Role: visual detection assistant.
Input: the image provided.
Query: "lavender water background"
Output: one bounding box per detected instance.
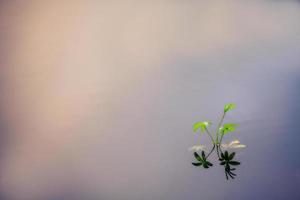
[0,1,300,200]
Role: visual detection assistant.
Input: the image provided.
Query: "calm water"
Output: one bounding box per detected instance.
[0,1,300,200]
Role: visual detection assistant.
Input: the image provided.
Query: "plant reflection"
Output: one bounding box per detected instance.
[191,145,241,180]
[219,150,240,179]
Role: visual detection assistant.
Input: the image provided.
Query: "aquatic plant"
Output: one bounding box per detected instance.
[190,103,245,180]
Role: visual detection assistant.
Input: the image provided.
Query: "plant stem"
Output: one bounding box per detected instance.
[219,133,224,147]
[216,145,221,159]
[215,112,226,144]
[205,127,215,144]
[218,144,224,155]
[206,145,215,159]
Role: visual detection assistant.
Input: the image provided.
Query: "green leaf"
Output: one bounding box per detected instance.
[224,103,236,113]
[192,162,202,166]
[228,172,235,179]
[221,153,225,159]
[229,152,235,160]
[219,123,238,135]
[201,151,206,159]
[193,121,211,132]
[224,151,229,159]
[229,171,236,176]
[194,152,203,162]
[229,161,240,165]
[203,163,209,168]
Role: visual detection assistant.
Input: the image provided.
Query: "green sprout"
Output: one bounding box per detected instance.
[190,103,244,180]
[193,103,237,145]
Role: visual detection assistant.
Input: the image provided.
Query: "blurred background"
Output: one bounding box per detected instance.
[0,0,300,199]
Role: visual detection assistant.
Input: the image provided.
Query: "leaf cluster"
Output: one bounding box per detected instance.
[193,121,211,132]
[193,103,237,143]
[192,151,213,169]
[219,151,240,179]
[219,123,238,135]
[224,103,236,113]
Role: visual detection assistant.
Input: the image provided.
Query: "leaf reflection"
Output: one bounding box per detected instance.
[191,145,242,180]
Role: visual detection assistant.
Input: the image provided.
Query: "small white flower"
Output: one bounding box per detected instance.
[221,140,246,149]
[189,145,206,152]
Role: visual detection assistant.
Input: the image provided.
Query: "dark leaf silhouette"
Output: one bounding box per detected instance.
[219,150,241,180]
[192,151,213,169]
[192,162,202,166]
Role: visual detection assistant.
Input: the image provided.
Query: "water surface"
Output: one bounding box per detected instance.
[0,1,300,200]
